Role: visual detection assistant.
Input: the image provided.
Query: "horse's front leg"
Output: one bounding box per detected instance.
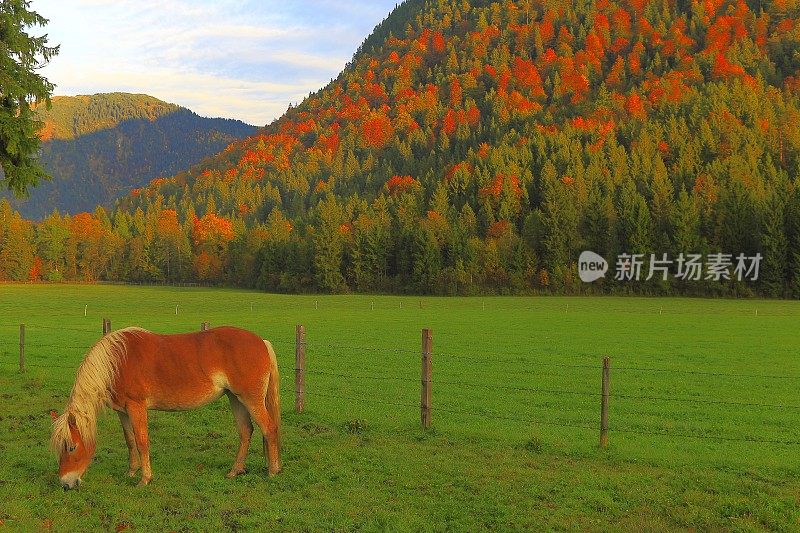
[116,410,140,477]
[126,402,152,486]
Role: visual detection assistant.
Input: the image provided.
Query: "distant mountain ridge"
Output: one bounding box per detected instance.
[37,93,180,140]
[3,93,257,219]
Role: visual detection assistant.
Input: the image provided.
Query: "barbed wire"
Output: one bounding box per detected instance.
[306,342,417,356]
[302,390,419,409]
[611,392,800,410]
[434,378,598,398]
[16,324,100,334]
[432,403,597,430]
[303,369,418,383]
[1,361,78,370]
[612,365,800,380]
[609,425,800,446]
[0,341,90,350]
[435,352,599,370]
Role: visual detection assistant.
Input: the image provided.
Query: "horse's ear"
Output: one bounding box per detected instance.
[50,410,58,421]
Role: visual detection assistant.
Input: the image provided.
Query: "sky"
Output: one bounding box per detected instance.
[31,0,400,126]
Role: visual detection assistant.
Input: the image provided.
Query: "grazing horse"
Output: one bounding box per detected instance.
[50,326,281,489]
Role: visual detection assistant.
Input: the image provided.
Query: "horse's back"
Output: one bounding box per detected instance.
[113,326,271,410]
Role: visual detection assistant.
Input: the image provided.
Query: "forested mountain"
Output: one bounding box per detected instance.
[1,94,256,219]
[3,0,800,296]
[36,93,180,141]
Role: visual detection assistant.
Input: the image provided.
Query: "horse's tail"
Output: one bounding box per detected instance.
[263,340,281,440]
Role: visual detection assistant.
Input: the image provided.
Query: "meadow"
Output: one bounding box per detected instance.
[0,284,799,531]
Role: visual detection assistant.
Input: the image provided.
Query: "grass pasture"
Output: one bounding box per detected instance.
[1,284,799,531]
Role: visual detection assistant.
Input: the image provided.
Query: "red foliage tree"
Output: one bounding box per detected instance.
[606,56,626,89]
[360,113,394,149]
[442,109,457,136]
[28,256,42,281]
[487,220,512,239]
[711,53,745,79]
[512,57,545,97]
[539,16,555,44]
[479,174,522,199]
[70,213,103,241]
[432,31,446,53]
[386,175,419,195]
[450,77,462,107]
[625,93,646,118]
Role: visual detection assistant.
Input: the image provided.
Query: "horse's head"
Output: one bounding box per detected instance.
[51,410,95,490]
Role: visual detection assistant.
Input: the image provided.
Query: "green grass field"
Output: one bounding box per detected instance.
[1,284,799,531]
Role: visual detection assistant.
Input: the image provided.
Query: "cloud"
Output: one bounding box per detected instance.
[32,0,398,125]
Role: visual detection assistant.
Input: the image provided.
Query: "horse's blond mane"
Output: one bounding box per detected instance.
[50,327,148,453]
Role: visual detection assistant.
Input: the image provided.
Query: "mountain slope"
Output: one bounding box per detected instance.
[36,93,180,141]
[110,0,800,294]
[3,94,256,219]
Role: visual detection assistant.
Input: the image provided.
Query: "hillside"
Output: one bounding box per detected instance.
[1,94,256,219]
[36,93,180,141]
[3,0,800,295]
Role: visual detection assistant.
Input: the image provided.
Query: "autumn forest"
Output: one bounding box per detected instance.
[3,0,800,297]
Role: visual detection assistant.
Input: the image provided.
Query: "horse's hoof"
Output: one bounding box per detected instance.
[268,466,282,478]
[226,467,246,478]
[128,468,139,477]
[137,477,151,487]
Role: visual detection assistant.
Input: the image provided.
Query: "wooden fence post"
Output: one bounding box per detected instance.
[102,318,111,335]
[201,322,209,331]
[19,324,25,372]
[295,325,305,413]
[600,356,610,448]
[421,328,432,429]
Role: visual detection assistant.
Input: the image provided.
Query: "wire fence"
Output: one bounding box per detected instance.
[2,320,799,449]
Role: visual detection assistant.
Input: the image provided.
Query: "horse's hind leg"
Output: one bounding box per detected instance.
[117,411,141,477]
[239,395,281,476]
[226,392,253,478]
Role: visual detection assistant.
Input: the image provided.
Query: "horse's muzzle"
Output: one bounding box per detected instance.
[60,474,81,490]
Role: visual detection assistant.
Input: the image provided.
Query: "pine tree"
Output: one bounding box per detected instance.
[616,180,651,255]
[0,0,59,195]
[759,190,787,297]
[313,195,347,292]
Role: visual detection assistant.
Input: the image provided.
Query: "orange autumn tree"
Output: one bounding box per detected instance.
[386,175,419,195]
[193,213,235,252]
[191,213,234,282]
[67,212,108,281]
[153,209,187,280]
[360,112,394,149]
[28,256,43,281]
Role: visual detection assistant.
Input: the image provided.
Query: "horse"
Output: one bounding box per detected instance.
[49,326,281,489]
